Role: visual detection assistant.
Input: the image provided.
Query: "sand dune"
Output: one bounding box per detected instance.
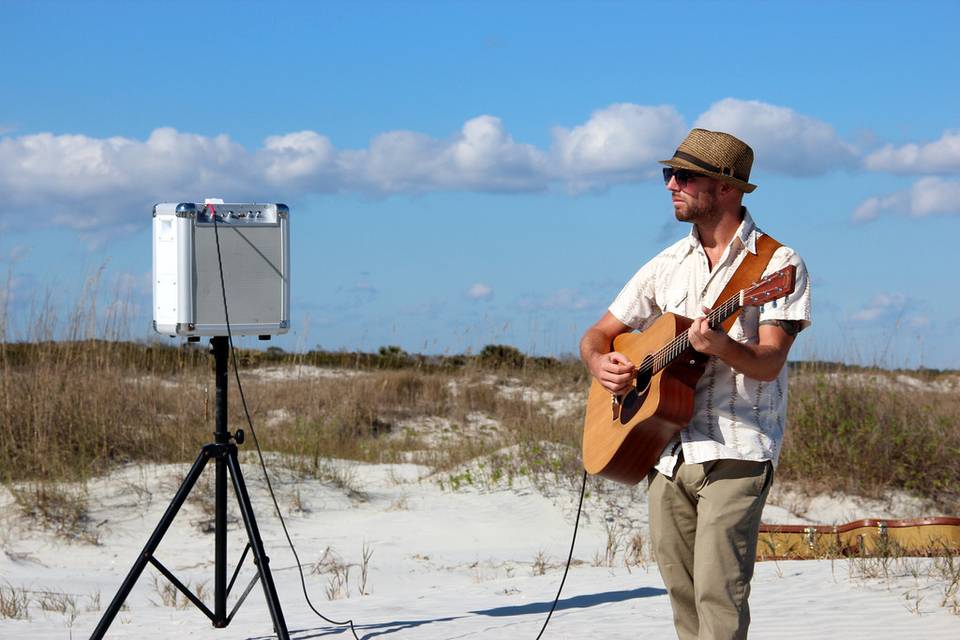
[1,459,957,639]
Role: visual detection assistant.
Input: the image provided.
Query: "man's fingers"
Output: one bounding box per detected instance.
[599,354,635,393]
[605,352,635,374]
[691,316,711,335]
[606,351,634,367]
[589,351,636,393]
[688,318,708,350]
[601,374,634,395]
[689,335,704,352]
[601,368,634,384]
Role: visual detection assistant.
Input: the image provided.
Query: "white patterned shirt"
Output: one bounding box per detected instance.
[608,208,812,477]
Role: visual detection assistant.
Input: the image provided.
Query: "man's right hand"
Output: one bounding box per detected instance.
[580,312,637,395]
[589,351,636,395]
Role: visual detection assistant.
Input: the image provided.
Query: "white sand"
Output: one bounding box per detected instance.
[249,366,367,382]
[1,458,957,639]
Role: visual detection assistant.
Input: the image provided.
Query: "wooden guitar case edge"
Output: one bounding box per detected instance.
[757,517,960,560]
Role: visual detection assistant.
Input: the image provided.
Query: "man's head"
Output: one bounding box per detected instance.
[660,128,756,193]
[661,129,755,223]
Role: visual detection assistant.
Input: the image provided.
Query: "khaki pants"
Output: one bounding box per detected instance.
[649,458,773,640]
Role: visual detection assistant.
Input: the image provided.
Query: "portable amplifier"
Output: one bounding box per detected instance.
[152,201,290,337]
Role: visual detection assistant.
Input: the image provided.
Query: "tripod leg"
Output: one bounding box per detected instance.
[225,449,290,640]
[90,446,214,640]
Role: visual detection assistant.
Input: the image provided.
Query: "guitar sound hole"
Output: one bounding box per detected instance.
[617,355,653,425]
[635,355,653,394]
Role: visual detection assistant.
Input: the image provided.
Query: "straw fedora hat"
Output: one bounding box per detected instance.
[660,128,757,193]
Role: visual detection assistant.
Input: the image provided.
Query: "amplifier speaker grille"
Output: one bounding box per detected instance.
[194,225,285,326]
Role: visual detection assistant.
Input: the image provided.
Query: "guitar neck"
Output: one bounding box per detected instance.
[651,292,742,374]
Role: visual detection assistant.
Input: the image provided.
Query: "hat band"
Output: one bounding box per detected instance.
[672,150,748,182]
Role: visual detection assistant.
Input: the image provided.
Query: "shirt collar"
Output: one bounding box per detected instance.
[738,207,759,254]
[685,206,759,255]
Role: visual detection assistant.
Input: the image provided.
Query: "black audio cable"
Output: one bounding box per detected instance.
[534,468,586,640]
[209,203,363,638]
[209,203,587,639]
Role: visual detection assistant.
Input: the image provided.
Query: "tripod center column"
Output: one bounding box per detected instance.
[211,335,230,625]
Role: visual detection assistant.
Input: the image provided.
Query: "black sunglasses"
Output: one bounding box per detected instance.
[662,167,707,187]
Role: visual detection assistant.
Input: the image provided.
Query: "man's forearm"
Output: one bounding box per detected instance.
[688,318,794,382]
[579,327,612,368]
[713,338,789,382]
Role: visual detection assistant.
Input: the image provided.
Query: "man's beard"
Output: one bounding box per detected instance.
[673,191,719,224]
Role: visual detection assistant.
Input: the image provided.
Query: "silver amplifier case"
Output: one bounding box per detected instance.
[152,202,290,337]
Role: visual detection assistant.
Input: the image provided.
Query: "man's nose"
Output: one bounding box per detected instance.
[665,175,680,192]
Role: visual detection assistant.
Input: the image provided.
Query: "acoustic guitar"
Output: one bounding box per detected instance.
[582,265,797,484]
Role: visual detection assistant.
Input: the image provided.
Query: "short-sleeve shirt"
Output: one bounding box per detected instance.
[607,208,812,477]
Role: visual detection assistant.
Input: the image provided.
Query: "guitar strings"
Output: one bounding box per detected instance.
[640,268,786,376]
[636,293,741,378]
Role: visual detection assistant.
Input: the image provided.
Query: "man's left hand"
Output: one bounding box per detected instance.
[688,306,732,357]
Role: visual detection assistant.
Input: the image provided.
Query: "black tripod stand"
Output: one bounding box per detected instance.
[91,336,290,639]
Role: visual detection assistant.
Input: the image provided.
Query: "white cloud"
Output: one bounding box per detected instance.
[0,128,259,230]
[0,115,577,235]
[0,101,872,240]
[338,280,378,306]
[467,283,493,300]
[853,177,960,221]
[353,279,375,290]
[550,103,686,191]
[3,244,29,263]
[850,292,929,337]
[260,130,338,190]
[863,130,960,174]
[451,116,548,190]
[694,98,858,176]
[341,116,549,194]
[851,293,906,322]
[519,287,595,312]
[341,130,439,192]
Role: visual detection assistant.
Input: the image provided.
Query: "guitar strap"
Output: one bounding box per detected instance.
[714,233,782,333]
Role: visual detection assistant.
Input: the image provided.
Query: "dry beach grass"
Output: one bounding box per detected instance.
[2,339,958,508]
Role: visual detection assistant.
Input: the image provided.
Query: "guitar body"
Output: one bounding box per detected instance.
[581,265,797,485]
[582,312,708,484]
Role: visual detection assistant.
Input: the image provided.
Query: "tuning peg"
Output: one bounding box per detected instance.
[772,299,778,309]
[760,305,764,313]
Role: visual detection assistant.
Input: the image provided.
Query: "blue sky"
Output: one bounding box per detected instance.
[1,1,958,369]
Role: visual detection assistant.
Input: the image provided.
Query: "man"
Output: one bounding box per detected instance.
[579,129,811,640]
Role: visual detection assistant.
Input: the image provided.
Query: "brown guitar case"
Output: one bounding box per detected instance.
[757,517,960,560]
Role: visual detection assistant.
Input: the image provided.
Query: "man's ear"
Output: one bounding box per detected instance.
[717,181,743,201]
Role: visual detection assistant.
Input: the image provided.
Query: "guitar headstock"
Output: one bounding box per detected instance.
[742,265,796,307]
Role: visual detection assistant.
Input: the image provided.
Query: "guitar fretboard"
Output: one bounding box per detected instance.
[641,293,742,377]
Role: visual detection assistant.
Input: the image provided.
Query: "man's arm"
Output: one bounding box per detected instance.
[687,310,796,382]
[580,311,637,394]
